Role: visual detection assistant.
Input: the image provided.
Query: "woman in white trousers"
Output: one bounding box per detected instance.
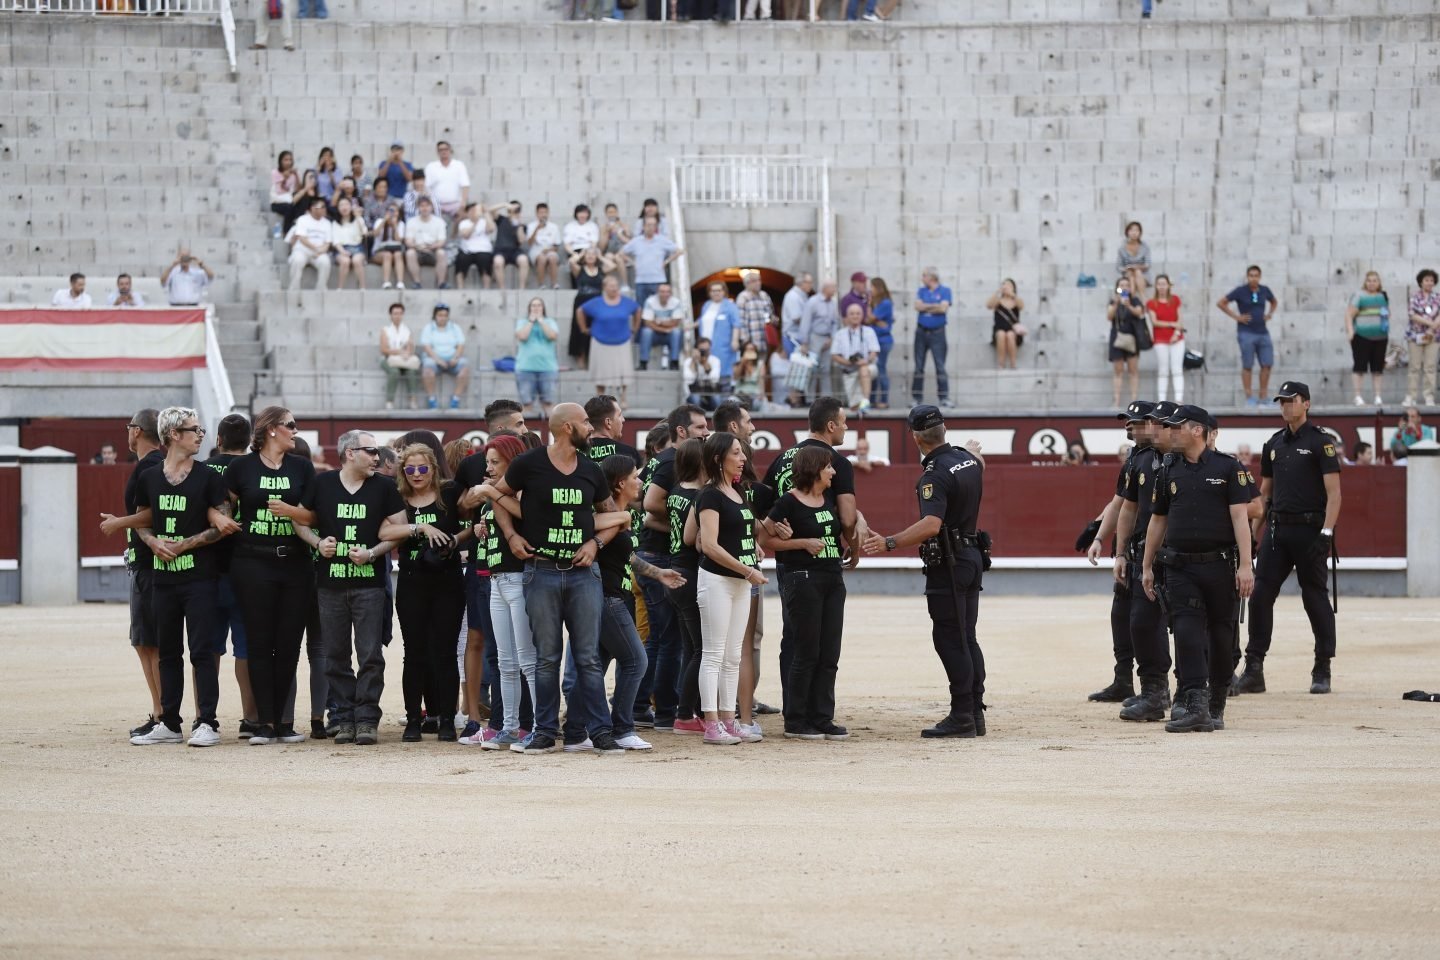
[1147,274,1185,403]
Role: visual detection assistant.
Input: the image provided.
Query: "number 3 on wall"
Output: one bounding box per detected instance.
[1028,429,1067,456]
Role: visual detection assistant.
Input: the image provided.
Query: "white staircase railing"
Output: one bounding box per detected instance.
[192,305,237,436]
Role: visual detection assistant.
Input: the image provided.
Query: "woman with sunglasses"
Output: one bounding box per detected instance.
[224,407,317,744]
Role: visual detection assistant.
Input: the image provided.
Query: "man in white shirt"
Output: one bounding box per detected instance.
[107,273,147,308]
[799,279,841,397]
[847,437,890,473]
[640,282,690,370]
[831,301,878,410]
[683,337,723,411]
[422,141,470,219]
[781,272,814,354]
[454,202,495,290]
[286,198,334,290]
[51,273,92,309]
[161,247,214,305]
[562,204,600,257]
[405,197,450,289]
[527,202,563,290]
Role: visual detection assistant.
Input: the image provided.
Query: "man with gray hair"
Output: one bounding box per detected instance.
[798,279,842,397]
[913,267,953,406]
[781,272,815,356]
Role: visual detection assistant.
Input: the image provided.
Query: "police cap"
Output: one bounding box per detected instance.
[1145,400,1180,423]
[1273,381,1310,401]
[1116,400,1156,423]
[1162,404,1218,429]
[908,404,945,431]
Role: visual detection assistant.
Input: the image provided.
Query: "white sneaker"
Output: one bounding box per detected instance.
[396,281,406,290]
[382,281,393,290]
[1374,395,1384,405]
[131,722,184,746]
[1353,395,1365,406]
[735,720,764,742]
[1403,396,1414,406]
[862,12,882,21]
[563,737,594,753]
[187,722,221,748]
[615,733,653,750]
[1425,394,1436,407]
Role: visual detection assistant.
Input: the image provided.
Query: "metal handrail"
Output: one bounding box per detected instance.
[3,0,224,12]
[192,304,237,434]
[674,155,829,207]
[219,0,236,72]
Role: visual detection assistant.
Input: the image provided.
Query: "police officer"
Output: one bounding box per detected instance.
[1141,405,1254,733]
[1233,381,1342,695]
[864,405,987,738]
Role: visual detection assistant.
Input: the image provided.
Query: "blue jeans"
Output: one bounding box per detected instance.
[912,325,949,404]
[872,339,893,406]
[846,0,878,16]
[634,282,661,310]
[1236,328,1274,369]
[633,550,682,723]
[297,0,328,17]
[515,369,557,408]
[1141,0,1152,13]
[525,562,605,740]
[598,596,648,738]
[638,325,683,367]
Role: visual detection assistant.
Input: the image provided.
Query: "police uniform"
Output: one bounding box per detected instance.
[1239,381,1341,694]
[1116,409,1173,722]
[1149,405,1249,733]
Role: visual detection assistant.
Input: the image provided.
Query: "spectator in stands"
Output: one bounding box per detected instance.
[362,177,393,225]
[250,0,295,51]
[640,281,689,371]
[781,272,814,355]
[569,246,609,369]
[401,169,433,221]
[580,275,641,406]
[527,203,563,290]
[1390,406,1435,462]
[286,198,334,291]
[736,269,774,355]
[454,203,495,290]
[600,202,632,283]
[405,197,450,289]
[1108,274,1144,406]
[268,151,299,235]
[1063,441,1092,467]
[1345,270,1391,407]
[377,142,414,202]
[419,304,469,410]
[839,271,868,319]
[1116,221,1150,282]
[848,436,888,473]
[866,276,894,408]
[1348,441,1374,466]
[912,267,951,406]
[491,200,530,290]
[348,154,372,198]
[315,147,339,203]
[424,141,470,220]
[832,302,879,412]
[684,337,723,410]
[107,273,146,308]
[563,204,600,259]
[700,280,742,388]
[332,176,361,215]
[634,197,670,238]
[1146,273,1184,402]
[1406,268,1440,407]
[733,343,764,406]
[622,217,684,310]
[515,297,560,419]
[744,0,773,18]
[285,169,320,235]
[370,204,406,290]
[163,248,214,305]
[331,197,368,290]
[1216,264,1277,407]
[94,443,119,465]
[985,278,1024,370]
[51,273,90,309]
[800,279,841,397]
[1235,443,1253,467]
[379,302,419,410]
[297,0,328,18]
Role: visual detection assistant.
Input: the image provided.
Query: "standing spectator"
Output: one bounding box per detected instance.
[330,197,368,290]
[838,270,868,320]
[376,141,414,202]
[744,0,772,17]
[781,272,815,354]
[251,0,296,51]
[491,200,530,290]
[1216,265,1277,407]
[1147,274,1185,402]
[401,169,433,221]
[362,177,393,225]
[1405,268,1440,407]
[163,248,214,305]
[454,202,495,290]
[622,217,683,309]
[912,267,952,406]
[633,197,670,238]
[315,147,339,203]
[527,203,563,290]
[107,273,146,308]
[568,246,609,369]
[404,197,450,289]
[419,304,469,410]
[51,273,91,309]
[1345,270,1391,407]
[268,151,299,235]
[379,302,419,411]
[735,269,775,354]
[845,0,881,18]
[286,197,333,291]
[800,279,842,398]
[580,276,641,407]
[984,278,1024,370]
[866,276,894,408]
[684,338,723,410]
[1116,221,1151,282]
[297,0,328,18]
[832,302,879,412]
[600,202,632,284]
[699,281,742,388]
[639,281,689,371]
[423,141,470,220]
[285,169,320,236]
[515,297,560,419]
[1108,275,1145,406]
[347,154,372,198]
[1350,442,1375,465]
[369,204,406,290]
[562,204,600,259]
[848,436,889,473]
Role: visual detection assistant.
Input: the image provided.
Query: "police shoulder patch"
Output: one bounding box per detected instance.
[1239,471,1248,486]
[1323,443,1336,457]
[1139,472,1146,486]
[1170,481,1177,495]
[921,482,934,500]
[1270,449,1276,461]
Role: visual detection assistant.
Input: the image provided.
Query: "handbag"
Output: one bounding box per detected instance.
[386,353,420,371]
[1111,330,1138,354]
[1183,349,1206,370]
[1133,314,1154,352]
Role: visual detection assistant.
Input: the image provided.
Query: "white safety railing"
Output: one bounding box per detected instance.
[192,305,237,437]
[674,155,829,207]
[219,0,236,72]
[668,160,693,403]
[5,0,224,12]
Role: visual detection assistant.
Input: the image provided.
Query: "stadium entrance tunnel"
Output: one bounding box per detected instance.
[690,267,795,315]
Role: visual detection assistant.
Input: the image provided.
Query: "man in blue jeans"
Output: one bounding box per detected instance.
[1216,264,1278,408]
[912,267,952,406]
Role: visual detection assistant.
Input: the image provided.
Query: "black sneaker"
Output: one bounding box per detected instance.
[310,719,329,740]
[324,720,342,739]
[816,721,849,741]
[633,710,656,729]
[276,724,307,744]
[248,724,278,745]
[783,725,824,741]
[592,731,627,754]
[437,719,457,742]
[421,716,439,734]
[514,732,559,754]
[754,701,781,715]
[333,723,357,745]
[129,715,158,738]
[238,719,262,740]
[354,723,379,746]
[402,719,423,742]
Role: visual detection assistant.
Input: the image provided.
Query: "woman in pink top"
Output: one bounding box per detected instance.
[1146,274,1185,402]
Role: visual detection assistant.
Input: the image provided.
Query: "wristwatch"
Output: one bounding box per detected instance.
[884,536,897,552]
[593,535,605,549]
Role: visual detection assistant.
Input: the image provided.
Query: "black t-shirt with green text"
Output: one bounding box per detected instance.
[123,448,165,569]
[223,451,315,554]
[398,484,465,577]
[597,528,636,599]
[302,470,406,588]
[697,486,756,579]
[768,491,843,571]
[666,485,700,568]
[479,500,524,574]
[133,462,229,582]
[502,446,609,562]
[203,453,241,573]
[761,437,855,503]
[637,447,675,553]
[586,437,641,470]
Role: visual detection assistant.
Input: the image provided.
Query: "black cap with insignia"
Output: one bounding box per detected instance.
[1145,400,1180,422]
[908,404,945,431]
[1162,404,1218,429]
[1273,381,1310,401]
[1117,400,1155,422]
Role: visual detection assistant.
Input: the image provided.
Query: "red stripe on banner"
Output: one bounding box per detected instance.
[0,356,205,371]
[0,308,205,326]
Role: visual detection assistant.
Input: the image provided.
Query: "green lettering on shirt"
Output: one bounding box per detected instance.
[259,475,291,491]
[552,488,583,506]
[157,494,187,511]
[336,503,367,519]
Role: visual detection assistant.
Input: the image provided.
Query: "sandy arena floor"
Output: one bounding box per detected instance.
[1,595,1437,959]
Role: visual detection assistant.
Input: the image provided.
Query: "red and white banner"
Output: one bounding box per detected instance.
[0,308,206,372]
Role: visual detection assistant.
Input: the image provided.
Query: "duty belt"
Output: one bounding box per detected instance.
[1126,537,1146,561]
[1270,511,1325,526]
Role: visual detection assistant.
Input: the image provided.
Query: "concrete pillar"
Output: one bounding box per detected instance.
[18,446,78,606]
[1405,441,1440,598]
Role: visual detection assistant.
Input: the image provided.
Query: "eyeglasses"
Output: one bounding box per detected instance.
[176,426,206,438]
[281,421,298,430]
[403,465,430,476]
[357,446,380,456]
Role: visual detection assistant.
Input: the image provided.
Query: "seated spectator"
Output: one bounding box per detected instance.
[527,203,563,289]
[639,281,689,371]
[331,176,361,215]
[515,297,560,420]
[379,302,420,411]
[285,169,320,236]
[683,338,723,411]
[633,197,670,238]
[1390,407,1435,462]
[847,436,889,473]
[405,197,450,289]
[348,154,373,198]
[163,247,214,305]
[362,177,394,225]
[831,302,879,412]
[370,204,406,289]
[419,304,469,410]
[402,169,433,221]
[268,151,299,236]
[107,273,146,308]
[454,203,495,290]
[93,443,118,465]
[1236,443,1253,467]
[985,278,1024,370]
[286,198,334,291]
[1117,220,1151,281]
[733,342,764,407]
[569,246,610,369]
[331,197,368,290]
[1117,441,1134,462]
[377,142,414,201]
[315,147,339,202]
[1345,441,1374,466]
[599,202,632,283]
[424,141,470,219]
[563,204,600,259]
[1062,441,1093,466]
[579,275,640,407]
[491,200,530,290]
[51,273,91,309]
[845,0,883,19]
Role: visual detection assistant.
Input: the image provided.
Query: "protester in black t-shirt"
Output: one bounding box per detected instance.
[662,438,707,732]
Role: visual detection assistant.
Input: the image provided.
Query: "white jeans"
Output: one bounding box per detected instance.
[490,572,538,734]
[254,0,294,47]
[744,0,772,16]
[1153,340,1185,402]
[698,568,750,715]
[288,245,330,290]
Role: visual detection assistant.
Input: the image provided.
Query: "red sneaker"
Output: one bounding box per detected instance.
[672,717,705,736]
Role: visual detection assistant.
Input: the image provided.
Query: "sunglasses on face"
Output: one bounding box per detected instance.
[281,420,298,430]
[403,465,430,476]
[357,446,380,456]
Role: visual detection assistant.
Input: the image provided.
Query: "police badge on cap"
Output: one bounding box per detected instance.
[1273,381,1310,402]
[908,405,945,431]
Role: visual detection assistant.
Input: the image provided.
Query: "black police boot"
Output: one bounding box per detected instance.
[974,701,987,737]
[1209,686,1227,731]
[1118,677,1169,723]
[1310,658,1332,695]
[921,713,977,739]
[1087,668,1135,703]
[1231,659,1266,695]
[1164,688,1215,733]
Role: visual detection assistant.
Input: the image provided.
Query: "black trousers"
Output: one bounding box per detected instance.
[780,567,845,728]
[776,564,793,715]
[924,548,986,716]
[1247,523,1336,662]
[1161,558,1239,694]
[396,571,466,722]
[231,555,311,726]
[670,563,703,720]
[1126,561,1171,681]
[152,577,220,729]
[1109,580,1135,676]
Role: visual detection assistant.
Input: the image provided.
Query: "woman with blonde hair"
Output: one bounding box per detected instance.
[1345,270,1391,406]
